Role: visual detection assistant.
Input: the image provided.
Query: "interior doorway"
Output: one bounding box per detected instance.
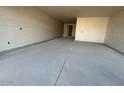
[68,25,73,36]
[63,23,76,38]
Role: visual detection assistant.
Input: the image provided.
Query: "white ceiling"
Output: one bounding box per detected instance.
[38,6,124,23]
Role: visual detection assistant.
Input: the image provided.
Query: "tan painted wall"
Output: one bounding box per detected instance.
[63,24,68,37]
[75,17,109,43]
[0,7,63,52]
[105,11,124,53]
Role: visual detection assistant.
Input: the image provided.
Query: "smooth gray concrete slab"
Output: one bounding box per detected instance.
[0,38,124,86]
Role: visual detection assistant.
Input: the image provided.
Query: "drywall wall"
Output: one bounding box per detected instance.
[105,11,124,53]
[75,17,109,43]
[63,23,76,37]
[0,7,63,52]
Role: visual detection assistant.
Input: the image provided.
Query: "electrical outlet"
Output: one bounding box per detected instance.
[8,42,10,44]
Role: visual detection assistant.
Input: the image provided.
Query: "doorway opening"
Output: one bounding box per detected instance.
[63,23,76,39]
[68,25,73,36]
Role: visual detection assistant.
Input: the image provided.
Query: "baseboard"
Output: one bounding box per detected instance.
[104,44,124,55]
[0,36,61,55]
[74,40,104,44]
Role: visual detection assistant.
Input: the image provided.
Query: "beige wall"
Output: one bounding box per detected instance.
[63,24,68,37]
[105,11,124,53]
[75,17,109,43]
[0,7,63,52]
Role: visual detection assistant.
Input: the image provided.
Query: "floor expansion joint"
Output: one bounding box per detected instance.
[54,58,67,86]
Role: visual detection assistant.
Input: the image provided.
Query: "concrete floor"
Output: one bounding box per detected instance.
[0,38,124,86]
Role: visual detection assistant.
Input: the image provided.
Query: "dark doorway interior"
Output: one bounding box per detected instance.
[68,25,73,36]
